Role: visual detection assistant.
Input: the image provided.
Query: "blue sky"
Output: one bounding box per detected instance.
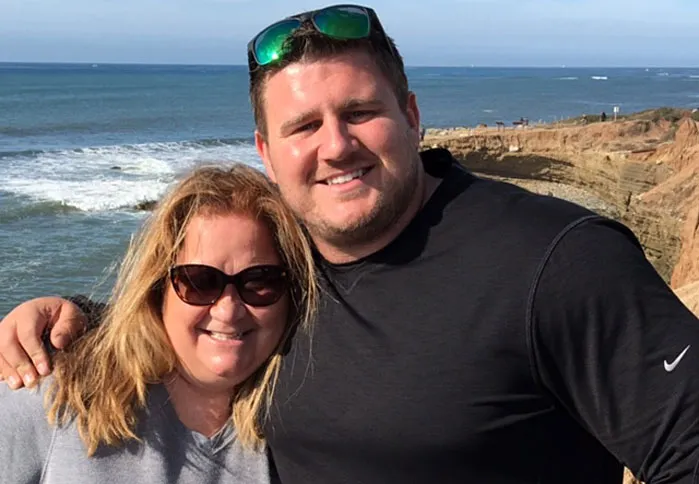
[1,0,698,66]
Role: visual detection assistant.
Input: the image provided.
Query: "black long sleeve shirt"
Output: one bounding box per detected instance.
[265,149,699,484]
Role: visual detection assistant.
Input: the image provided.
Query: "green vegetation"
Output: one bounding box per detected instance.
[632,107,687,123]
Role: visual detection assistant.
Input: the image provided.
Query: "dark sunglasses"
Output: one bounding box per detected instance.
[169,264,289,307]
[247,4,394,70]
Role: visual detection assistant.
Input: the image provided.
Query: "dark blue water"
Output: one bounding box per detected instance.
[4,63,699,154]
[2,63,699,315]
[1,63,254,154]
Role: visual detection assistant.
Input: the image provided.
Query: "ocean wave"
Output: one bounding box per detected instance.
[591,76,608,81]
[0,119,143,138]
[557,77,579,81]
[0,137,253,160]
[3,177,171,212]
[0,148,46,160]
[0,199,80,224]
[0,138,263,213]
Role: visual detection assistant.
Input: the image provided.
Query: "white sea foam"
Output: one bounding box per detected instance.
[591,76,608,80]
[557,77,579,81]
[4,177,169,212]
[0,139,264,212]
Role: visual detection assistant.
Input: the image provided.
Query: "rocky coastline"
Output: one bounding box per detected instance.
[421,108,699,318]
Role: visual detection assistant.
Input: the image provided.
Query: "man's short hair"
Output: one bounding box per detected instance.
[249,21,409,138]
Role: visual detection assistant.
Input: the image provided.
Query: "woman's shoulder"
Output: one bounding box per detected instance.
[0,378,52,424]
[0,379,56,481]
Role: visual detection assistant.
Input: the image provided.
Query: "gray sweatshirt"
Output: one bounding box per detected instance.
[0,380,269,484]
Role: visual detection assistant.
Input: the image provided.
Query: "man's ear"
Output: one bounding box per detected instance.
[405,91,421,147]
[255,130,277,183]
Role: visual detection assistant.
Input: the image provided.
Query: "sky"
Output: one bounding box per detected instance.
[1,0,698,67]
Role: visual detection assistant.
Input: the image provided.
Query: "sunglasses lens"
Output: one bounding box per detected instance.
[171,265,223,306]
[171,265,288,307]
[238,266,288,307]
[313,6,370,39]
[254,19,302,66]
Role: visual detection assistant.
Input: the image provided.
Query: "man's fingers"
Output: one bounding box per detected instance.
[14,297,71,377]
[0,349,25,390]
[18,364,39,388]
[15,318,52,378]
[0,353,8,383]
[48,299,87,350]
[0,328,38,387]
[0,296,87,386]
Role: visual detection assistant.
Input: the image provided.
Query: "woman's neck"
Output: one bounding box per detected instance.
[164,374,234,438]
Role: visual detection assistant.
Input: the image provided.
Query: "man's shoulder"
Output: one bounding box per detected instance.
[427,151,600,248]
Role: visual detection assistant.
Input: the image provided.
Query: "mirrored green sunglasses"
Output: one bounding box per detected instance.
[247,4,392,70]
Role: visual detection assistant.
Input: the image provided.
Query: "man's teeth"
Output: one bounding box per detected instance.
[207,330,246,341]
[325,169,368,186]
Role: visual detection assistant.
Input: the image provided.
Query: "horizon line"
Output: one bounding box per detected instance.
[2,61,699,69]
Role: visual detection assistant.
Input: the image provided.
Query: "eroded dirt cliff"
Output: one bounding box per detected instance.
[422,115,699,295]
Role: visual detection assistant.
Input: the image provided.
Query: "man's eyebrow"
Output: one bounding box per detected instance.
[280,110,318,134]
[279,98,386,134]
[340,97,384,110]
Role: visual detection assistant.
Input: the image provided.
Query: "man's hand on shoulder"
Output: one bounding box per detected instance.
[0,297,87,389]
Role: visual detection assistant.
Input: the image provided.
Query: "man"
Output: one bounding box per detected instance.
[2,4,699,483]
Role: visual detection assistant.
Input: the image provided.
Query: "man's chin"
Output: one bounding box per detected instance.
[309,211,384,246]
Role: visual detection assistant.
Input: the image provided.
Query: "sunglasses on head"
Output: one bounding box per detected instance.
[247,4,394,70]
[169,264,289,307]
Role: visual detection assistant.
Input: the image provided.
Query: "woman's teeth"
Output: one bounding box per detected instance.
[206,330,247,341]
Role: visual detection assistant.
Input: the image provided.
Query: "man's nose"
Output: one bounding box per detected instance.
[317,118,356,162]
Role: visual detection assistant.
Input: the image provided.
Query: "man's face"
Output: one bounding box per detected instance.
[255,50,422,250]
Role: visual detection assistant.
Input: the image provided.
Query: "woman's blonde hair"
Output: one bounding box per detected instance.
[46,163,317,455]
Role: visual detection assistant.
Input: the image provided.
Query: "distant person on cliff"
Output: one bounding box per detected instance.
[601,111,608,122]
[2,4,699,484]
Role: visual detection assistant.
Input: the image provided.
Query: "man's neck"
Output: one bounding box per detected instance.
[314,172,441,264]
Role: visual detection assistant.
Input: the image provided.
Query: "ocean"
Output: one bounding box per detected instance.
[2,63,699,316]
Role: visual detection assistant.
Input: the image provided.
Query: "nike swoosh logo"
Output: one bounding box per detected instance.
[664,345,691,372]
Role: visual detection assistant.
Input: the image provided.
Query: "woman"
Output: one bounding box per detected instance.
[0,164,317,483]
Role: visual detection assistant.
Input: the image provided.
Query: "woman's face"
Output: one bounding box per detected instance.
[161,212,290,393]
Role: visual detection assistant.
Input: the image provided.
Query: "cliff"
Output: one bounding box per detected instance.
[422,113,699,301]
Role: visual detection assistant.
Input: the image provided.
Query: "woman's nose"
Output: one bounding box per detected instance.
[210,283,247,322]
